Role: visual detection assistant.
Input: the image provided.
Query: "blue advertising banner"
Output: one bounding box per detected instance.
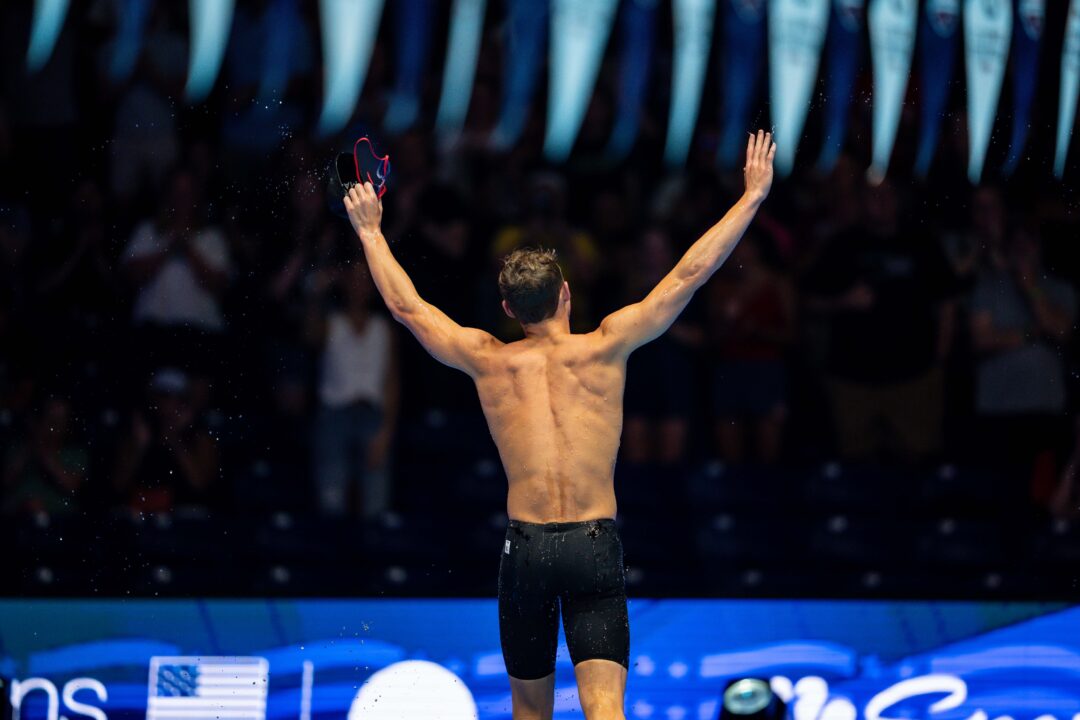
[2,599,1078,719]
[606,0,659,161]
[817,0,865,173]
[914,0,960,178]
[964,0,1012,183]
[1003,0,1045,176]
[769,0,830,176]
[868,0,918,182]
[717,0,767,169]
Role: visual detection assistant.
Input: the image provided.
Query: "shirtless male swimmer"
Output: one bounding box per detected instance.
[343,131,776,720]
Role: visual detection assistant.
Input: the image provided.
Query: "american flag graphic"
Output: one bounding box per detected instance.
[146,656,269,720]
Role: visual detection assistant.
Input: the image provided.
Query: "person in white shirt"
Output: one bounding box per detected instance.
[123,169,230,332]
[308,259,399,517]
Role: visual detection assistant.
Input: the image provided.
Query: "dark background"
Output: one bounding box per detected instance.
[1,0,1079,599]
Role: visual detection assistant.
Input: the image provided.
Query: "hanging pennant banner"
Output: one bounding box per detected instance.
[490,0,548,150]
[385,0,435,133]
[868,0,917,182]
[817,0,865,173]
[258,0,300,104]
[1002,0,1045,176]
[545,0,620,162]
[964,0,1012,183]
[185,0,235,101]
[108,0,154,83]
[436,0,487,137]
[716,0,767,169]
[1054,0,1080,178]
[606,0,659,160]
[914,0,960,177]
[316,0,386,136]
[664,0,717,166]
[26,0,70,72]
[768,0,830,176]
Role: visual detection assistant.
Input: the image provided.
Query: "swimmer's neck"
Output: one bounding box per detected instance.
[519,315,571,340]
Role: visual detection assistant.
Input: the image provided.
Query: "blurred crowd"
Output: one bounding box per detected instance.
[2,1,1079,530]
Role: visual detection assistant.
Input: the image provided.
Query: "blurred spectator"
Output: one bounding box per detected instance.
[113,369,220,514]
[971,226,1076,504]
[307,261,400,517]
[707,234,795,464]
[622,228,702,466]
[3,396,87,516]
[122,168,231,377]
[492,173,600,334]
[806,180,957,463]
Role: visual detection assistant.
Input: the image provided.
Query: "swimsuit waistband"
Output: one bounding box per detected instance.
[508,518,617,533]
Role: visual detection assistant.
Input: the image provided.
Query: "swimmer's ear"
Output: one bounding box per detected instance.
[502,300,516,320]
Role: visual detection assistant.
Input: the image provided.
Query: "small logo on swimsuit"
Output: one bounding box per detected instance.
[504,540,511,555]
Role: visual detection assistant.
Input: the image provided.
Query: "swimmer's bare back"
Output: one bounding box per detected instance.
[344,131,777,523]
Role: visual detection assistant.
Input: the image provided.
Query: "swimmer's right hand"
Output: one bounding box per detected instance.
[344,181,383,239]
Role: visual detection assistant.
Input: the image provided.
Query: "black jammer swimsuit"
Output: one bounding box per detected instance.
[497,518,630,680]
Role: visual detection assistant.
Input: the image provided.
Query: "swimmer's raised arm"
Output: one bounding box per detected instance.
[597,130,776,358]
[345,182,500,375]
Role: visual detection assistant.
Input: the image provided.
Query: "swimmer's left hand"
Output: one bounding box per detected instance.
[744,130,776,202]
[344,181,383,239]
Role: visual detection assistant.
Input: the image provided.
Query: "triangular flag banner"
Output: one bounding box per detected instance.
[27,0,70,72]
[385,0,435,133]
[817,0,865,173]
[108,0,154,83]
[316,0,386,136]
[664,0,717,166]
[545,0,620,162]
[490,0,547,151]
[1055,0,1080,178]
[868,0,918,181]
[964,0,1012,184]
[768,0,830,177]
[717,0,767,169]
[435,0,487,137]
[1003,0,1045,176]
[185,0,235,102]
[606,0,660,161]
[914,0,960,177]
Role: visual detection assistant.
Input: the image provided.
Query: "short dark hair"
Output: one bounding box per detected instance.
[498,247,564,324]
